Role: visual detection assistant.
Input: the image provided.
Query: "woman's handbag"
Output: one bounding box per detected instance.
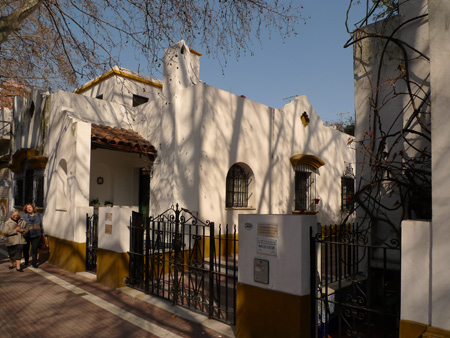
[39,234,49,251]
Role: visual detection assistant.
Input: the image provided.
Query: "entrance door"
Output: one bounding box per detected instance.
[138,168,150,217]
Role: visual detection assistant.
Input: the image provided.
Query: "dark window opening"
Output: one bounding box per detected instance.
[35,175,44,208]
[25,169,33,204]
[133,94,149,107]
[15,178,24,207]
[341,177,354,211]
[226,164,249,208]
[96,94,103,100]
[295,171,314,211]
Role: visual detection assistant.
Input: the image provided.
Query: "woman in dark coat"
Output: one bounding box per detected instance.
[4,210,28,272]
[22,203,44,268]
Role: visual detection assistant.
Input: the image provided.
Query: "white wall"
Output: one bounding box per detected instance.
[97,206,137,252]
[89,148,150,207]
[429,0,450,330]
[353,0,430,241]
[150,59,355,228]
[238,214,317,296]
[401,220,431,325]
[79,67,162,108]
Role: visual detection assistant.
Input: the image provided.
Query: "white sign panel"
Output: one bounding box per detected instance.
[257,237,278,256]
[256,224,278,256]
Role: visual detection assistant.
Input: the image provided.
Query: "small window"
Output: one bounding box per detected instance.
[96,94,103,100]
[132,94,149,107]
[25,169,34,204]
[294,165,316,212]
[14,177,24,207]
[35,175,44,208]
[226,164,250,208]
[341,177,354,211]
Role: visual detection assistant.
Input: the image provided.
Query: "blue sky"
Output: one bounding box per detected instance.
[119,1,364,124]
[192,1,363,124]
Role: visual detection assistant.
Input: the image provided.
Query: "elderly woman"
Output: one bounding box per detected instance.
[4,210,28,272]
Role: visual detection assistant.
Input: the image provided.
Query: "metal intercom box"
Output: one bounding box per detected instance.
[254,258,269,284]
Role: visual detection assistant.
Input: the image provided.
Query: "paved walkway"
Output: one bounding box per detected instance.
[0,241,235,338]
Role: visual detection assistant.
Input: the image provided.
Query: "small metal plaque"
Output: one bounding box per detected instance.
[105,224,112,234]
[254,259,269,284]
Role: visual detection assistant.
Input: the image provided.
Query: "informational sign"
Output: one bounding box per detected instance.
[256,224,278,256]
[257,224,278,238]
[105,213,113,221]
[105,224,112,235]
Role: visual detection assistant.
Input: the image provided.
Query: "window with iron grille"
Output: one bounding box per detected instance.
[25,169,34,204]
[341,177,354,211]
[14,177,24,207]
[293,164,316,212]
[226,164,249,207]
[35,175,44,208]
[14,170,44,208]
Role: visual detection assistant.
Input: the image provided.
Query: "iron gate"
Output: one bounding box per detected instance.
[310,224,400,338]
[126,204,238,324]
[86,213,98,273]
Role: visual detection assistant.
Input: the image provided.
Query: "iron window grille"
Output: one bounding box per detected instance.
[14,170,44,208]
[294,164,316,212]
[341,176,354,211]
[226,164,250,207]
[14,177,24,207]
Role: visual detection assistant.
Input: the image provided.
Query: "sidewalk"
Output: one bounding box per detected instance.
[0,240,235,338]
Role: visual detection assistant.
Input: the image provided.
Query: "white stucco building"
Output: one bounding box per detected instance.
[353,0,450,335]
[10,41,355,287]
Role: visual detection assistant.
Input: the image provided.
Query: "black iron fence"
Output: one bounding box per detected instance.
[86,213,98,273]
[127,204,238,325]
[311,223,401,338]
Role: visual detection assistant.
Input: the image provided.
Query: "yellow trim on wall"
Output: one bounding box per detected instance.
[236,283,310,338]
[189,48,202,56]
[290,154,325,169]
[74,68,163,95]
[46,236,86,273]
[96,248,129,289]
[400,320,450,338]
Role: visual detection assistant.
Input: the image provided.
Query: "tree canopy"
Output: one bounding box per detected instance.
[0,0,302,91]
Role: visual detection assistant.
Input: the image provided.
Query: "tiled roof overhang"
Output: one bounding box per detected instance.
[91,124,157,161]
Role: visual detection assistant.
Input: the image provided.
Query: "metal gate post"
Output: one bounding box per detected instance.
[310,226,318,338]
[173,204,181,305]
[209,222,215,318]
[145,217,150,293]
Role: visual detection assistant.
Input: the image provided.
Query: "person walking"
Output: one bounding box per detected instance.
[4,210,28,272]
[22,203,44,268]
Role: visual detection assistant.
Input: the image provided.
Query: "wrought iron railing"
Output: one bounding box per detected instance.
[127,204,238,325]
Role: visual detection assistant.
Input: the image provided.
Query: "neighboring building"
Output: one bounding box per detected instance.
[11,41,355,288]
[353,0,450,335]
[0,81,29,235]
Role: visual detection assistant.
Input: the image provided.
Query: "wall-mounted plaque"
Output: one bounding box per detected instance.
[105,224,112,234]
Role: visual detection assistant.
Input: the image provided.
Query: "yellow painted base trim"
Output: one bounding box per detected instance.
[236,283,310,338]
[44,237,130,289]
[46,236,86,273]
[400,320,450,338]
[97,248,129,289]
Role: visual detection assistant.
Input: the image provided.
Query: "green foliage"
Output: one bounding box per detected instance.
[325,113,355,136]
[372,0,399,21]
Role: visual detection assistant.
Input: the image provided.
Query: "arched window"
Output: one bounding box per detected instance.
[56,159,68,211]
[226,164,252,208]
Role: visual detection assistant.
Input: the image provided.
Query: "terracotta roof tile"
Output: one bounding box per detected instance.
[91,124,157,157]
